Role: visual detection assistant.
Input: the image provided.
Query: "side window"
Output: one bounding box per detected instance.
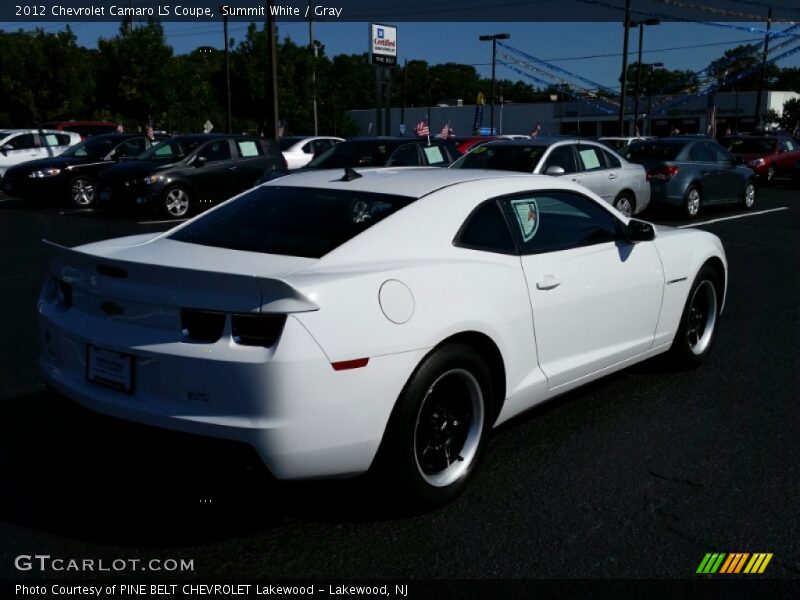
[781,139,796,152]
[386,143,421,167]
[689,143,715,162]
[311,139,331,156]
[501,191,620,255]
[710,144,732,164]
[576,144,606,171]
[42,133,72,147]
[542,145,577,174]
[301,142,314,155]
[197,140,232,162]
[236,140,263,158]
[115,138,147,157]
[5,133,37,150]
[455,200,516,254]
[601,148,621,169]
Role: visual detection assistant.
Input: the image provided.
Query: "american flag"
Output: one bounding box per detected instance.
[415,120,430,138]
[531,120,541,138]
[145,118,154,141]
[436,122,454,139]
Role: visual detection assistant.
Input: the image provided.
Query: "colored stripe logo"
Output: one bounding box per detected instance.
[697,553,773,574]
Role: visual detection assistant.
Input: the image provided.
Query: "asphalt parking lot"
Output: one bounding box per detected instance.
[0,184,798,583]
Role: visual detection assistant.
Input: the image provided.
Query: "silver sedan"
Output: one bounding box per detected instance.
[451,138,650,216]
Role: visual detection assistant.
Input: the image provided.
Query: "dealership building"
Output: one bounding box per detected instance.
[348,90,799,138]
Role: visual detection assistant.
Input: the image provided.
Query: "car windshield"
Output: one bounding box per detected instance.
[279,137,304,151]
[60,136,117,159]
[306,141,401,169]
[451,144,548,172]
[168,186,416,258]
[622,141,684,161]
[722,138,776,154]
[138,138,204,160]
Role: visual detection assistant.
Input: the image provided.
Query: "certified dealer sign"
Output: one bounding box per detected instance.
[370,23,397,66]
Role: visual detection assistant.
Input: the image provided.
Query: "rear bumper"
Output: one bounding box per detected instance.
[39,302,426,479]
[647,181,684,208]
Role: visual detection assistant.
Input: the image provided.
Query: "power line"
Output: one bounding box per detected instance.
[540,36,763,61]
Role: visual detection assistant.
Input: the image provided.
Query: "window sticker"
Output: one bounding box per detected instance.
[511,198,539,242]
[423,145,444,164]
[238,141,259,157]
[44,134,59,146]
[579,148,601,169]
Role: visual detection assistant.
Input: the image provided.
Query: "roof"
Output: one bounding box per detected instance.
[262,166,544,198]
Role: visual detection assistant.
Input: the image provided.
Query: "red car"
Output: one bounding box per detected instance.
[721,135,800,183]
[449,135,501,155]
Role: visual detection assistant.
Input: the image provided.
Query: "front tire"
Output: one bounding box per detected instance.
[375,343,493,507]
[684,186,702,219]
[667,265,721,368]
[162,185,191,218]
[69,176,96,207]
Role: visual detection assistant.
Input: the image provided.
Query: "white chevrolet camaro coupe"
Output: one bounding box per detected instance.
[39,168,727,506]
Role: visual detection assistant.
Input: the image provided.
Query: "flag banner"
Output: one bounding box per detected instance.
[436,122,454,139]
[531,120,541,138]
[145,118,154,141]
[415,120,430,138]
[472,92,485,135]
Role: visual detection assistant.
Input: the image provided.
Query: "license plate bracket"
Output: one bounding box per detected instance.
[86,345,134,394]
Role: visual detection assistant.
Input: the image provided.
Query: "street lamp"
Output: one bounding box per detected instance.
[479,33,510,134]
[645,62,664,136]
[311,40,321,135]
[218,5,232,134]
[630,17,660,136]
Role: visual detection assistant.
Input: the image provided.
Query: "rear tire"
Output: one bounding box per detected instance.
[374,343,493,508]
[684,186,701,219]
[162,185,191,218]
[667,265,721,369]
[613,192,635,217]
[741,180,756,209]
[69,176,96,207]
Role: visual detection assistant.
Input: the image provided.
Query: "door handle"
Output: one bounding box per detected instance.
[536,275,561,290]
[227,166,238,171]
[571,178,580,183]
[608,172,617,179]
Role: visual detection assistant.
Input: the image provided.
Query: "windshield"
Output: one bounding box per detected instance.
[622,141,684,161]
[307,141,400,169]
[451,144,547,172]
[61,136,117,159]
[169,186,416,258]
[722,138,776,154]
[138,138,204,161]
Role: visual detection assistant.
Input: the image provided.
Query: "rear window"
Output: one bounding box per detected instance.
[452,144,547,172]
[722,138,776,154]
[168,186,415,258]
[622,141,684,161]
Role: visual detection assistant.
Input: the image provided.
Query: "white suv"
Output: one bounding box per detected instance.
[0,129,81,179]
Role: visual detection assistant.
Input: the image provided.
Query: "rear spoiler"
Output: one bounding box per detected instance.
[42,239,319,314]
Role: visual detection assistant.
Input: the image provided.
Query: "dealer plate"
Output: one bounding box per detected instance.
[86,345,134,393]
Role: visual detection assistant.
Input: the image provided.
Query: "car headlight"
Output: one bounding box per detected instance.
[750,158,765,167]
[29,168,61,178]
[143,174,162,185]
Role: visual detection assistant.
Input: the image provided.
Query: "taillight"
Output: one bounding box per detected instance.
[232,313,286,347]
[57,279,72,308]
[647,165,680,181]
[181,309,226,342]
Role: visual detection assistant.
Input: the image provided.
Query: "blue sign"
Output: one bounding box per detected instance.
[479,127,496,135]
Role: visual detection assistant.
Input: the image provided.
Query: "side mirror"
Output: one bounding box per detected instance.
[194,156,207,168]
[0,144,13,154]
[545,165,565,175]
[627,219,655,243]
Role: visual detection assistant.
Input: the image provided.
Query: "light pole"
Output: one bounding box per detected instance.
[645,62,664,135]
[311,40,320,135]
[217,6,232,134]
[618,0,631,135]
[630,17,660,136]
[479,33,510,135]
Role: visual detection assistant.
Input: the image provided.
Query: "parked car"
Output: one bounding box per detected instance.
[1,133,152,206]
[597,136,653,152]
[279,136,344,169]
[38,168,727,506]
[305,137,458,169]
[720,135,800,184]
[41,121,119,139]
[96,134,284,218]
[0,129,80,181]
[621,137,756,219]
[451,138,650,216]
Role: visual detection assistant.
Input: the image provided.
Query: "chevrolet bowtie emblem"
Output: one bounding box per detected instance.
[100,300,124,317]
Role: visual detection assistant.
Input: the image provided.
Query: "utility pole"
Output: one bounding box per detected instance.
[308,2,318,135]
[222,8,232,133]
[479,33,510,135]
[618,0,631,136]
[400,58,408,135]
[266,0,279,140]
[630,18,660,136]
[754,5,771,129]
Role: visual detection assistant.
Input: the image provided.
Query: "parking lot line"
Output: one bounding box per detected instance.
[138,218,189,225]
[676,207,790,229]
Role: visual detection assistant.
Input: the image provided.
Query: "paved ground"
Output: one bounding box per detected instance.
[0,185,798,584]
